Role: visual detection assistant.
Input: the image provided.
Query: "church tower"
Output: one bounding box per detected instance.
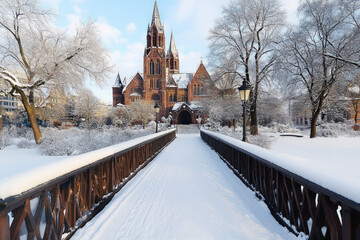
[143,0,167,110]
[166,30,180,74]
[112,73,124,107]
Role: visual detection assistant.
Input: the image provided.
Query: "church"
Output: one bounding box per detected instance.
[112,0,211,124]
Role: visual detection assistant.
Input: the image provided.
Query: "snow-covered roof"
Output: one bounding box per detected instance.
[167,30,178,59]
[113,73,123,87]
[171,73,193,89]
[130,92,141,97]
[172,102,199,111]
[349,85,360,94]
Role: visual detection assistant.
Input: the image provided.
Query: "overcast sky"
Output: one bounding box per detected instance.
[42,0,300,104]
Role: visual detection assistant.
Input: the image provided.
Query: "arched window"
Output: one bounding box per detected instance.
[152,94,160,102]
[170,93,173,102]
[156,79,161,89]
[193,85,197,95]
[197,84,200,95]
[150,80,154,89]
[156,60,161,74]
[175,61,177,69]
[153,32,157,46]
[150,60,154,75]
[170,58,174,69]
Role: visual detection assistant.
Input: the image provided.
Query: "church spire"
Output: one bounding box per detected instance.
[151,0,163,33]
[113,72,123,87]
[167,29,179,58]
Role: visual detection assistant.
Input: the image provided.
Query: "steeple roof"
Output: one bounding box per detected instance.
[167,30,179,58]
[113,73,124,87]
[151,0,163,33]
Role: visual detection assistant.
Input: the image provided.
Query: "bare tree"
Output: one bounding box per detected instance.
[74,89,102,130]
[280,0,358,137]
[208,0,285,135]
[323,0,360,67]
[129,100,155,129]
[0,0,112,143]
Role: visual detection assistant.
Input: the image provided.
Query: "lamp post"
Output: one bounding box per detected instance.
[0,115,2,131]
[154,103,160,133]
[238,81,252,142]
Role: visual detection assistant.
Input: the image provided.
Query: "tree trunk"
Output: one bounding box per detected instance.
[250,83,259,135]
[22,98,42,144]
[355,105,358,124]
[250,102,258,135]
[310,106,323,138]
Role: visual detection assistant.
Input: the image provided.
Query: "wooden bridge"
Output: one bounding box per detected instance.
[0,127,359,239]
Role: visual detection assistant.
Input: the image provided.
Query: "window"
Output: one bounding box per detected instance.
[153,32,157,46]
[150,80,154,89]
[170,58,173,69]
[175,61,177,69]
[156,79,161,89]
[169,93,173,102]
[194,85,197,95]
[197,85,200,95]
[159,36,161,46]
[150,60,154,75]
[156,60,161,74]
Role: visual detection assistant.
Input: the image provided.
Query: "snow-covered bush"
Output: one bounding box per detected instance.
[203,126,273,149]
[204,118,221,131]
[248,135,272,149]
[39,126,157,156]
[265,122,300,133]
[16,138,36,149]
[0,127,13,150]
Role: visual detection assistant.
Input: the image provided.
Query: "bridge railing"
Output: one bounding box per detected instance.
[201,129,360,240]
[0,129,176,240]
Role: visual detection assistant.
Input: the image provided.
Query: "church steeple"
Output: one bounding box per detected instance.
[151,0,163,33]
[167,30,180,74]
[113,72,124,87]
[167,30,179,58]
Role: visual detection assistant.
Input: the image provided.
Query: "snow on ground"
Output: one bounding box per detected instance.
[203,130,360,204]
[72,134,301,240]
[0,130,174,200]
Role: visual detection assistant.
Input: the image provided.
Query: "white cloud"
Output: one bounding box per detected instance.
[94,18,125,46]
[41,0,61,12]
[74,5,82,14]
[111,42,145,78]
[179,51,204,73]
[126,22,137,33]
[66,14,82,34]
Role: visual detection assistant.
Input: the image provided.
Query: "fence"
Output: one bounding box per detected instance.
[0,129,176,240]
[201,130,360,240]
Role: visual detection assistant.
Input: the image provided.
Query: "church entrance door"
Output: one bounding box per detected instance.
[177,110,192,124]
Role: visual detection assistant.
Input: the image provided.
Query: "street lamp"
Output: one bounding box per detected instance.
[238,81,252,142]
[0,115,2,132]
[154,103,160,133]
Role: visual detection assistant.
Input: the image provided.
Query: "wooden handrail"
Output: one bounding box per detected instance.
[0,129,176,240]
[201,130,360,240]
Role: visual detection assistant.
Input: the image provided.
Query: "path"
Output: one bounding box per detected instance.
[71,133,300,240]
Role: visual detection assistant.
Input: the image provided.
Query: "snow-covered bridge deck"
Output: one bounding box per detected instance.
[71,133,297,240]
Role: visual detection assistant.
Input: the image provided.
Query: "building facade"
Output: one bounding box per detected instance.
[112,1,210,124]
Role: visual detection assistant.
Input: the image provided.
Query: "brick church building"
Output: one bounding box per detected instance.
[112,0,210,124]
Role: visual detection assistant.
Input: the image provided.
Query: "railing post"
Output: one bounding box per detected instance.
[0,213,10,240]
[342,206,353,240]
